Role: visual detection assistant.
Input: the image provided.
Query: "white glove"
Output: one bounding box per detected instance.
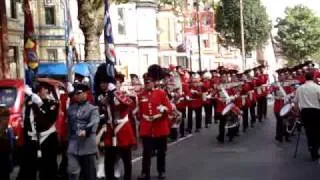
[67,82,74,93]
[108,83,116,91]
[186,96,191,101]
[24,85,33,96]
[157,105,168,113]
[31,94,43,106]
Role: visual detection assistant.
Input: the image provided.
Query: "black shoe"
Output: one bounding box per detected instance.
[216,136,224,143]
[137,174,150,180]
[158,172,166,179]
[186,129,192,134]
[195,129,200,133]
[180,134,185,138]
[205,124,209,128]
[275,137,283,143]
[285,137,291,142]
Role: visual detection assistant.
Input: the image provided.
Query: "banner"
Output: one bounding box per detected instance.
[0,0,9,79]
[62,0,75,82]
[24,0,38,87]
[200,11,214,34]
[183,11,197,35]
[104,0,116,62]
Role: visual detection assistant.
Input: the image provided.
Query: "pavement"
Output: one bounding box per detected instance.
[130,105,320,180]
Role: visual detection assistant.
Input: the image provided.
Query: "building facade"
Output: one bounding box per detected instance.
[5,0,24,79]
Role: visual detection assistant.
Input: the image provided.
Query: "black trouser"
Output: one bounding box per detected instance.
[262,96,268,118]
[216,113,226,142]
[105,146,132,180]
[0,151,11,180]
[178,107,186,137]
[300,108,320,159]
[141,137,167,177]
[187,107,202,131]
[275,112,289,141]
[249,103,256,126]
[242,107,249,131]
[204,103,213,126]
[257,98,264,122]
[18,132,58,180]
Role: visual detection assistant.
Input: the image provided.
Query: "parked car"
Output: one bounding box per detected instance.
[0,79,25,147]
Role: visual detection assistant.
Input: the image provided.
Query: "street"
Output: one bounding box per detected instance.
[131,107,320,180]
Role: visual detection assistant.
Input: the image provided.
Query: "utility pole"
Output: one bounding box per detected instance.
[196,0,202,71]
[240,0,246,70]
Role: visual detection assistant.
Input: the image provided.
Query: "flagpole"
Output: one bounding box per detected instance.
[240,0,246,70]
[196,0,202,72]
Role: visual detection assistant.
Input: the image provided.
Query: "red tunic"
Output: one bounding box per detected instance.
[188,84,203,108]
[138,89,172,137]
[202,79,213,105]
[104,91,137,147]
[175,82,189,110]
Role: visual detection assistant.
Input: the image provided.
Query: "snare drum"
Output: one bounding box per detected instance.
[280,104,292,117]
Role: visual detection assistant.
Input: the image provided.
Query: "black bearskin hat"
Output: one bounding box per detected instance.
[94,59,117,95]
[115,73,125,83]
[147,64,165,81]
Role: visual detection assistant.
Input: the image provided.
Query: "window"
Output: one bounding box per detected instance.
[8,46,19,78]
[117,8,126,35]
[47,49,57,61]
[203,40,209,48]
[177,56,188,67]
[6,0,17,19]
[0,88,17,107]
[45,7,55,25]
[161,56,170,67]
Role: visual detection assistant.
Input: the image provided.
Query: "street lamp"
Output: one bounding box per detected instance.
[240,0,246,70]
[195,0,202,71]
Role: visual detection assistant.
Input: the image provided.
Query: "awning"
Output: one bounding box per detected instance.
[37,63,98,77]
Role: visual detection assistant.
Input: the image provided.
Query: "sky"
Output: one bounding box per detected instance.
[261,0,320,24]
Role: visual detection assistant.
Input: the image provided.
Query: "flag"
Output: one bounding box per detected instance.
[104,0,116,62]
[23,0,38,87]
[104,0,116,81]
[61,0,75,83]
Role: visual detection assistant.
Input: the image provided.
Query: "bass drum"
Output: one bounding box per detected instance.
[279,103,296,133]
[222,103,240,130]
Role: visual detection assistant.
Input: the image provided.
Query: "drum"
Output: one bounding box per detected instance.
[279,103,296,133]
[280,104,292,118]
[222,103,240,130]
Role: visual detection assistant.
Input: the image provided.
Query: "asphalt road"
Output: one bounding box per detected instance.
[131,106,320,180]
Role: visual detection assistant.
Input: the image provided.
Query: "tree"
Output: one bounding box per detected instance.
[275,5,320,64]
[215,0,271,53]
[77,0,128,61]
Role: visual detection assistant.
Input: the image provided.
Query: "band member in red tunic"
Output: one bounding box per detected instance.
[187,72,204,133]
[137,65,172,180]
[176,66,189,137]
[202,71,214,128]
[272,69,290,143]
[245,69,257,127]
[211,70,221,124]
[98,73,137,180]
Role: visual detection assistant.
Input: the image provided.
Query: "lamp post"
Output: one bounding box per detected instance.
[240,0,246,70]
[196,0,202,71]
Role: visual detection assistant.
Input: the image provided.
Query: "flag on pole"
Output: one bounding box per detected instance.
[104,0,116,81]
[23,0,38,87]
[104,0,116,63]
[62,0,75,83]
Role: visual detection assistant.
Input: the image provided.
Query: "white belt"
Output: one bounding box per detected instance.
[142,114,162,122]
[274,96,285,100]
[28,125,56,145]
[114,115,129,135]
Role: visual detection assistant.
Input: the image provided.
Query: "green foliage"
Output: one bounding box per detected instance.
[275,5,320,64]
[215,0,271,53]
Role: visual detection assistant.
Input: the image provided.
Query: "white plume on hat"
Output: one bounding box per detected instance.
[203,72,212,79]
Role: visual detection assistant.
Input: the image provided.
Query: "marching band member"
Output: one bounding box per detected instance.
[67,83,100,180]
[202,71,214,128]
[215,70,229,143]
[176,66,189,138]
[99,73,137,180]
[245,69,257,127]
[238,73,251,132]
[19,83,59,180]
[187,72,204,133]
[254,67,265,122]
[137,65,172,180]
[272,69,290,143]
[211,70,221,124]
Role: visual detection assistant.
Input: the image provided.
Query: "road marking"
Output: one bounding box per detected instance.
[132,134,194,164]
